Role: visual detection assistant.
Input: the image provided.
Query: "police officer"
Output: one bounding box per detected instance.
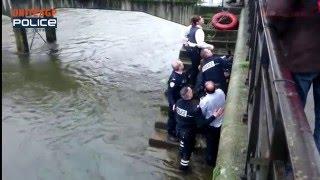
[183,16,214,86]
[199,81,226,167]
[175,86,224,171]
[167,60,187,141]
[198,49,233,94]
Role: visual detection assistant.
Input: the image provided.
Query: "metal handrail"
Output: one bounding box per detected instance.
[245,0,320,179]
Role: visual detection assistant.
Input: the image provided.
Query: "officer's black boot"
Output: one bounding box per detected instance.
[178,146,189,171]
[167,110,178,142]
[179,158,190,171]
[179,152,191,172]
[179,164,189,171]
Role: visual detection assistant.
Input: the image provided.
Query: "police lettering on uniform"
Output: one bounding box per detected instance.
[175,86,224,171]
[167,60,187,141]
[198,49,232,94]
[183,16,214,86]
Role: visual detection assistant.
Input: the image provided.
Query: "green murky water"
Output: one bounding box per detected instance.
[2,7,213,180]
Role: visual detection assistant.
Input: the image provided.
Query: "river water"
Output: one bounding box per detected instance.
[2,0,198,25]
[2,6,213,180]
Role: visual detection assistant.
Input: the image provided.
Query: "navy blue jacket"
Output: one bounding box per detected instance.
[175,99,216,131]
[167,71,187,108]
[184,25,201,52]
[187,25,199,44]
[201,55,232,91]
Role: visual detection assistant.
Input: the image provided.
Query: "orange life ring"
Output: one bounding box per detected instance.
[211,12,238,30]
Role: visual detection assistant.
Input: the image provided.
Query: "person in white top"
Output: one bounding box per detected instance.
[182,15,214,86]
[182,20,214,50]
[199,81,226,166]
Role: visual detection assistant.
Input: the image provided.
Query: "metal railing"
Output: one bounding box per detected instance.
[245,0,320,179]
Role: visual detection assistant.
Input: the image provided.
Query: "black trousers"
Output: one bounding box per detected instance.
[204,126,221,166]
[195,72,205,98]
[186,47,201,86]
[177,129,196,168]
[293,73,320,152]
[167,107,176,137]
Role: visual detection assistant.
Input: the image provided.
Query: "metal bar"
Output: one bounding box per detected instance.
[245,0,320,179]
[245,70,262,177]
[258,0,320,178]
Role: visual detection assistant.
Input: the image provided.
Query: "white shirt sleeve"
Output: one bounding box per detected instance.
[195,29,205,44]
[195,29,214,50]
[199,98,207,115]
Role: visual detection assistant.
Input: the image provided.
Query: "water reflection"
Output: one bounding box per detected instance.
[3,0,198,25]
[3,54,78,92]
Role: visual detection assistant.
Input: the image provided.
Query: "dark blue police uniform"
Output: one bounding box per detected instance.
[167,71,187,137]
[175,98,216,170]
[200,55,232,93]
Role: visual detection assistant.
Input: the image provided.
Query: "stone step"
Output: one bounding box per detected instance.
[204,29,238,41]
[201,24,238,38]
[148,129,207,150]
[179,47,234,62]
[149,130,179,149]
[206,39,236,49]
[155,120,167,130]
[154,113,167,129]
[160,104,169,115]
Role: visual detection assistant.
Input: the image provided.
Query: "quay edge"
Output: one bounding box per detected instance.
[212,6,249,180]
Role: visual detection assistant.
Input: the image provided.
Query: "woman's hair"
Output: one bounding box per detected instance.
[191,15,202,26]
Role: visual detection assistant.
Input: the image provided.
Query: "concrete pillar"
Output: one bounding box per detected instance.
[13,27,29,53]
[9,0,29,53]
[45,27,57,43]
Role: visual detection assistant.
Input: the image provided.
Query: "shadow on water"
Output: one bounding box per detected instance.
[2,49,79,92]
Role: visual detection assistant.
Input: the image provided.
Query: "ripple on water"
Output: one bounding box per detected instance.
[2,8,213,180]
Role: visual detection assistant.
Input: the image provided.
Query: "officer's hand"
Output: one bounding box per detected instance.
[213,108,224,118]
[182,37,188,43]
[172,104,176,111]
